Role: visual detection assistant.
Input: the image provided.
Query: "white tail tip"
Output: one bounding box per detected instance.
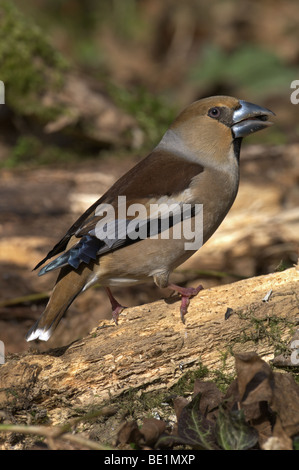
[26,327,52,342]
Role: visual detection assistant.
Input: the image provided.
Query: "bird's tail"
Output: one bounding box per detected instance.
[26,266,90,342]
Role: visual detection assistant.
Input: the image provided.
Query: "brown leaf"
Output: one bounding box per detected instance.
[140,418,166,446]
[193,380,223,419]
[223,375,272,449]
[262,417,293,450]
[250,410,273,446]
[116,420,143,446]
[234,352,299,445]
[173,396,189,422]
[223,378,240,408]
[234,352,275,445]
[271,373,299,438]
[235,352,274,409]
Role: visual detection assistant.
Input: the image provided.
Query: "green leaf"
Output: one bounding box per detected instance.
[216,408,258,450]
[157,393,217,450]
[177,393,216,450]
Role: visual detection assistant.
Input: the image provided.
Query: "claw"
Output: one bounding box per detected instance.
[168,283,204,323]
[111,304,125,325]
[105,287,125,325]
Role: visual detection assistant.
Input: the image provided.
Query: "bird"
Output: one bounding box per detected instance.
[26,96,275,342]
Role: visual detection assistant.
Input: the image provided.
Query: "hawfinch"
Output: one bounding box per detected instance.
[26,96,274,341]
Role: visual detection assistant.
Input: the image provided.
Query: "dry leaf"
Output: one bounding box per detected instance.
[193,380,223,419]
[140,418,166,446]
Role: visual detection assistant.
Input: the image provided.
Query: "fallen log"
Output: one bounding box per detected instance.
[0,267,298,426]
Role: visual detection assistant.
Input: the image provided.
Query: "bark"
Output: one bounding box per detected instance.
[0,267,298,425]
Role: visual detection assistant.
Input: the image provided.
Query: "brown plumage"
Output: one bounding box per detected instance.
[26,96,274,341]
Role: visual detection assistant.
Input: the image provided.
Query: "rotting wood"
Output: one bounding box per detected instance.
[0,267,298,425]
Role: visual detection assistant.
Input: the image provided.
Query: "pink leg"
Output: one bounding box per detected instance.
[168,283,204,323]
[105,287,125,325]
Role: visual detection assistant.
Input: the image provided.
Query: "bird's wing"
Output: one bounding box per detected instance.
[35,150,204,275]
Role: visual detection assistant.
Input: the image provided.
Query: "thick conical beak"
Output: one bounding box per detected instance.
[231,100,275,138]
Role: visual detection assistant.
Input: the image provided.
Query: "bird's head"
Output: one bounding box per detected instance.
[167,96,275,166]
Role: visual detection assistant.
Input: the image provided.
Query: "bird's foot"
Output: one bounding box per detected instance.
[111,304,125,325]
[105,287,125,325]
[168,283,204,323]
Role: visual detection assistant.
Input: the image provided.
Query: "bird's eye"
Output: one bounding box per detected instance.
[208,107,221,119]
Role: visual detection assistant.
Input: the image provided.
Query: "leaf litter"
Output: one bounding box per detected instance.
[117,352,299,450]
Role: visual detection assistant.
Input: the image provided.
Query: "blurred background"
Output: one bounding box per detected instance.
[0,0,298,352]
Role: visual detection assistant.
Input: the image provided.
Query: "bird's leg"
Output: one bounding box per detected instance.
[105,287,125,325]
[167,283,204,323]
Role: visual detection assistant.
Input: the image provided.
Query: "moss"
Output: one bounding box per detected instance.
[2,134,79,168]
[107,83,177,148]
[0,1,68,119]
[235,307,296,355]
[115,358,234,415]
[170,362,209,396]
[229,304,299,383]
